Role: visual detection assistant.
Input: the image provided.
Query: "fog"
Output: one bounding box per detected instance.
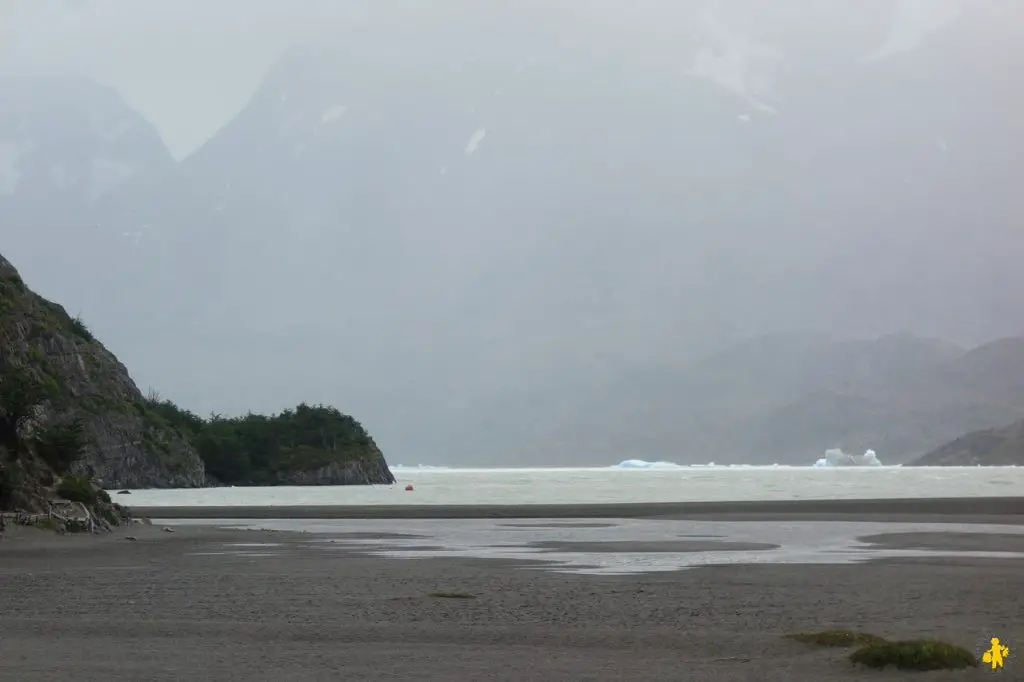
[2,0,1022,465]
[1,0,967,158]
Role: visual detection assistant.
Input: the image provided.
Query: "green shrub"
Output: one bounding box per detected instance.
[142,398,376,484]
[850,640,977,671]
[33,419,87,475]
[100,506,121,525]
[32,516,63,532]
[0,270,26,293]
[64,518,91,533]
[56,474,99,505]
[0,460,24,509]
[67,315,94,342]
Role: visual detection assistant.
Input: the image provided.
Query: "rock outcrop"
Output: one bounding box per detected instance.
[908,419,1024,466]
[275,446,395,486]
[1,251,395,495]
[0,472,133,535]
[0,253,206,488]
[144,399,397,487]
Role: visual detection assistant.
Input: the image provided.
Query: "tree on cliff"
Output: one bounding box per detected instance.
[0,356,88,509]
[0,360,54,454]
[141,398,384,485]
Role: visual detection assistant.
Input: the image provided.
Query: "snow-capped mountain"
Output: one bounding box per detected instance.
[0,75,173,309]
[0,75,171,211]
[3,0,1023,464]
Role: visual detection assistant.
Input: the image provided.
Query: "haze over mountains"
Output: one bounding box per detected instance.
[2,0,1023,465]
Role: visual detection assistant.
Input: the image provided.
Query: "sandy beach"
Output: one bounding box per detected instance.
[130,494,1024,520]
[2,503,1023,681]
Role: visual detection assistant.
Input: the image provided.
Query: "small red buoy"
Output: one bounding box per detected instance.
[405,484,414,491]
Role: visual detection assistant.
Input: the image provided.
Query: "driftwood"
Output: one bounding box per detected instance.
[0,500,99,534]
[1,510,59,533]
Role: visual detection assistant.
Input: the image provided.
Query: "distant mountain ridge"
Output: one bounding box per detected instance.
[455,333,1024,465]
[910,418,1024,466]
[0,75,174,312]
[3,1,1024,465]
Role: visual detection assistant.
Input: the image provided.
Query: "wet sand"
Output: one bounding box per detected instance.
[527,539,780,553]
[2,522,1022,681]
[129,494,1024,520]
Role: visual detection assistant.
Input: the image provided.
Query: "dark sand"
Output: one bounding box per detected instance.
[2,516,1023,681]
[131,494,1024,520]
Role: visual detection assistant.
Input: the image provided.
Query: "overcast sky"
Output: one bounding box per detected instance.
[0,0,344,156]
[1,0,965,158]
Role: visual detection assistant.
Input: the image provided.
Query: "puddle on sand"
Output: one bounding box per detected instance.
[175,518,1024,576]
[225,543,283,548]
[189,551,280,558]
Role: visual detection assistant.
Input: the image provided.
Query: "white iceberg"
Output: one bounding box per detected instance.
[813,448,883,467]
[614,459,683,469]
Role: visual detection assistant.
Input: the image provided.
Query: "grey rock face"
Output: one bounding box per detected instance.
[909,418,1024,466]
[0,253,206,488]
[276,448,396,486]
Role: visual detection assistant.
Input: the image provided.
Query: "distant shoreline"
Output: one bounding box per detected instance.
[132,495,1024,521]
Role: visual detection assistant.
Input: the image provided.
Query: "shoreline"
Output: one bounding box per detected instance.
[129,495,1024,520]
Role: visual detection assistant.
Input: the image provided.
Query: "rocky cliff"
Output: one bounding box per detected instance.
[908,419,1024,466]
[0,252,206,488]
[275,447,395,486]
[142,398,396,487]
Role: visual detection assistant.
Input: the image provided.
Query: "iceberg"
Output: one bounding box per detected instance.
[813,448,883,467]
[614,459,684,469]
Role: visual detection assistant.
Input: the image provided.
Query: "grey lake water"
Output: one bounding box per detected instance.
[125,465,1023,507]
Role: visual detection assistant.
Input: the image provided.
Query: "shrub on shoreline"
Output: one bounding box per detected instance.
[850,639,977,671]
[786,630,978,672]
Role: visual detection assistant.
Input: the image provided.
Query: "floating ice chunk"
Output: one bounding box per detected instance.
[614,459,683,469]
[815,448,884,467]
[617,460,648,468]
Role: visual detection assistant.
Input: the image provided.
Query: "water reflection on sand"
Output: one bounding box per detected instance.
[171,518,1024,575]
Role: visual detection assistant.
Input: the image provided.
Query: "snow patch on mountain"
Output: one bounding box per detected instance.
[686,5,784,112]
[863,0,964,62]
[465,127,487,155]
[320,104,347,123]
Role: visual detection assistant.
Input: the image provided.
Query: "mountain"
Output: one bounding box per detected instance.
[0,76,172,211]
[4,1,1024,465]
[468,333,1024,465]
[909,418,1024,466]
[713,336,1024,462]
[0,75,175,307]
[0,251,205,490]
